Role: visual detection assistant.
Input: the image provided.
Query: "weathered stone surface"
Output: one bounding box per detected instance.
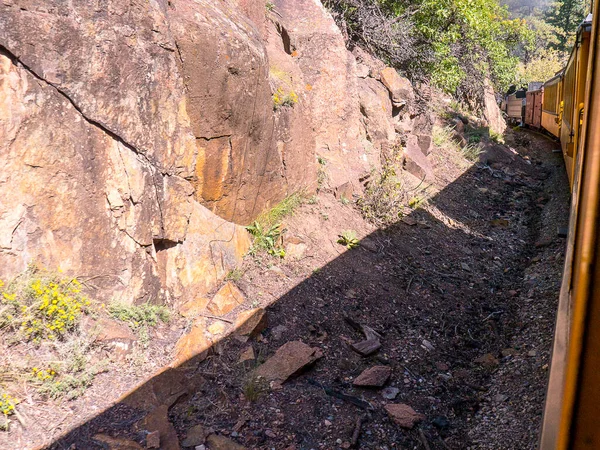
[239,346,256,363]
[0,48,249,307]
[92,434,143,450]
[385,404,425,429]
[352,47,386,80]
[179,297,211,318]
[403,135,434,181]
[182,424,209,448]
[172,318,212,367]
[169,0,290,223]
[474,353,500,369]
[284,236,307,260]
[357,77,395,157]
[272,0,370,188]
[137,405,181,450]
[482,78,507,136]
[353,365,392,387]
[205,434,247,450]
[82,317,137,358]
[207,282,245,316]
[254,341,323,383]
[234,308,268,337]
[207,321,227,336]
[380,68,415,109]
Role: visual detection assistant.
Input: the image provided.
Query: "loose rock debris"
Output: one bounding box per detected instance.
[48,130,567,450]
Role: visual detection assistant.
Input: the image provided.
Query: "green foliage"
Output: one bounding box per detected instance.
[461,143,484,161]
[0,267,90,342]
[408,195,426,209]
[337,230,360,249]
[266,1,275,11]
[247,193,304,257]
[517,47,566,84]
[0,393,16,417]
[257,193,303,227]
[358,164,406,226]
[273,87,298,110]
[544,0,587,53]
[246,222,286,257]
[108,302,170,330]
[226,268,244,282]
[31,339,107,400]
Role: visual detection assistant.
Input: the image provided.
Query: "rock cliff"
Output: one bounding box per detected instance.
[0,0,435,306]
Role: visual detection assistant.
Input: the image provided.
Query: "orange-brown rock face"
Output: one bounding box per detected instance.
[0,1,254,305]
[0,0,435,306]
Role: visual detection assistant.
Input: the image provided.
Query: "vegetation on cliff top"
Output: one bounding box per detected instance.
[325,0,589,106]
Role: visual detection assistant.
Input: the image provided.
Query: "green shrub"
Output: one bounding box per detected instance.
[337,230,360,249]
[108,302,170,330]
[0,267,90,342]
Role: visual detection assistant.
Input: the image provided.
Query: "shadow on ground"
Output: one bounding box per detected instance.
[47,131,568,450]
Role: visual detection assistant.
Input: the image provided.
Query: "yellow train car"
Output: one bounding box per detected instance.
[560,15,593,184]
[540,9,600,450]
[542,73,563,138]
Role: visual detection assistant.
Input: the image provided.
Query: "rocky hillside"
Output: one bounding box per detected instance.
[0,0,483,308]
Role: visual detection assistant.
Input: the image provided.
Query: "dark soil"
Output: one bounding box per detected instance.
[48,129,568,450]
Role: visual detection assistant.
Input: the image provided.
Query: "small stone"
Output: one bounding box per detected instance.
[235,308,268,337]
[265,429,276,438]
[422,339,434,351]
[501,348,517,357]
[207,282,245,316]
[205,434,247,450]
[336,438,343,445]
[324,419,332,426]
[432,416,450,430]
[172,318,211,366]
[384,404,425,429]
[284,236,307,260]
[182,424,208,448]
[146,430,160,449]
[493,394,508,403]
[356,63,370,78]
[381,387,400,400]
[435,362,449,371]
[195,446,206,450]
[254,341,323,383]
[93,434,143,449]
[528,349,537,357]
[208,321,226,335]
[474,353,499,369]
[239,346,255,363]
[271,325,288,341]
[353,366,392,387]
[461,262,471,272]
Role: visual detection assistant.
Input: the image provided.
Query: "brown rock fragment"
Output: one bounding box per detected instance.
[385,404,425,429]
[239,346,256,363]
[172,318,211,367]
[92,434,143,450]
[179,297,211,318]
[207,282,245,316]
[182,424,208,448]
[205,434,247,450]
[254,341,323,383]
[474,353,499,369]
[353,366,392,387]
[234,308,268,337]
[137,405,180,450]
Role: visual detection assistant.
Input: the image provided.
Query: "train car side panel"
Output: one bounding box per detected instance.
[542,75,562,137]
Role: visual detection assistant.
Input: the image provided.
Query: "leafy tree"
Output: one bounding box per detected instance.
[544,0,588,52]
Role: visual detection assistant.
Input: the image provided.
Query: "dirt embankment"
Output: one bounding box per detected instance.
[46,129,568,450]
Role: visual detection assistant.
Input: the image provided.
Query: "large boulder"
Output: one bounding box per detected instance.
[482,78,507,136]
[271,0,371,189]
